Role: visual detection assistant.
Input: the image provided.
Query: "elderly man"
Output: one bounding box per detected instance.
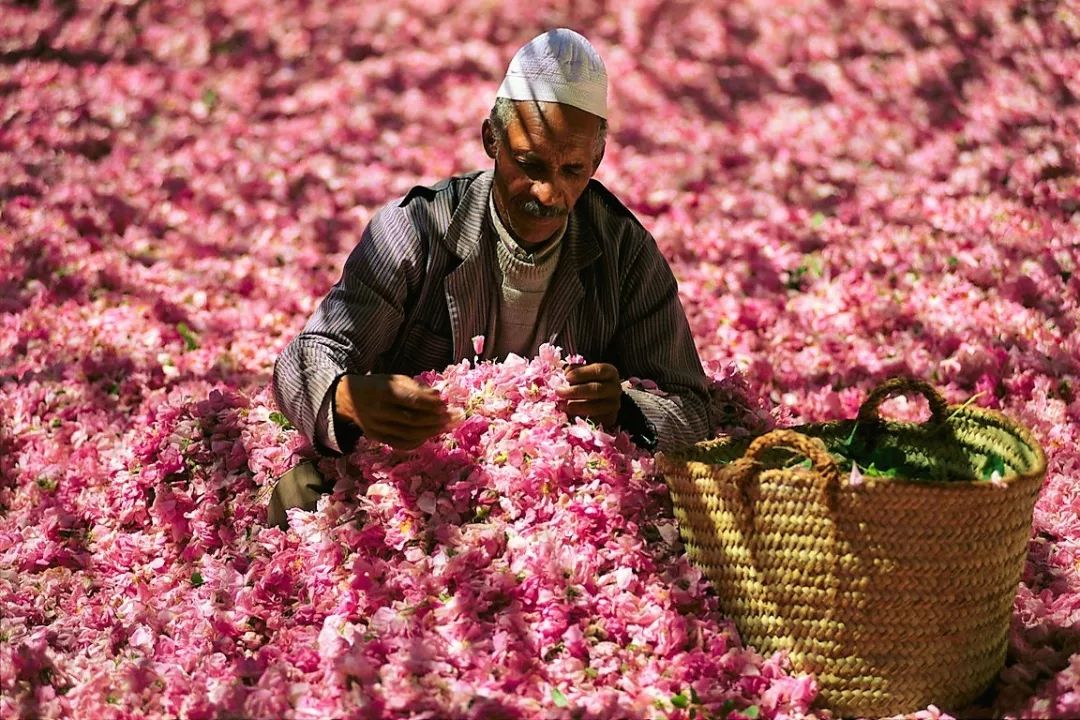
[269,29,710,526]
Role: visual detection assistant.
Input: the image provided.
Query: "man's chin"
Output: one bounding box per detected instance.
[513,215,564,244]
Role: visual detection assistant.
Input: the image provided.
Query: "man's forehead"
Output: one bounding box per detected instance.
[506,101,601,140]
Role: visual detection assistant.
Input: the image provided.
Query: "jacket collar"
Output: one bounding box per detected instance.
[441,171,602,266]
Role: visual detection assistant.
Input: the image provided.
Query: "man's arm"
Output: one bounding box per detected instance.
[610,234,711,452]
[272,203,422,454]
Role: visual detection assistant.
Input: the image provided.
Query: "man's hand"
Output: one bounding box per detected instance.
[558,362,622,429]
[335,374,458,450]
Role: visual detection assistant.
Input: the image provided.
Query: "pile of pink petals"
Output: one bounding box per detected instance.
[2,0,1078,718]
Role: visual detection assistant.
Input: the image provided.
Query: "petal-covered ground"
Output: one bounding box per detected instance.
[1,1,1078,719]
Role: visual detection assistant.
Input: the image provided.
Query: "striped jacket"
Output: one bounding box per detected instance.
[272,170,710,453]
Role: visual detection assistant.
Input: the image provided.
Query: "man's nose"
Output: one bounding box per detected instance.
[530,178,563,209]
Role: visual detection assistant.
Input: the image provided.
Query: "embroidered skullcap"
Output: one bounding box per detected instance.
[495,29,608,119]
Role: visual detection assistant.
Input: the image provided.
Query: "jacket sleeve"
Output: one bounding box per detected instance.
[272,202,424,454]
[612,233,711,452]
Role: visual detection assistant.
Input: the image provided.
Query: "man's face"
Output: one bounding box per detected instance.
[483,101,603,247]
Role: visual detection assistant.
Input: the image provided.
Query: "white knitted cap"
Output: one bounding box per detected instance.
[495,29,608,119]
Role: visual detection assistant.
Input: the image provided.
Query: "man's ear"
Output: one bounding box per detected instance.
[482,119,498,160]
[592,142,606,175]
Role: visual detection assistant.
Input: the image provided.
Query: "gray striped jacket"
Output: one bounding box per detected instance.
[272,170,710,453]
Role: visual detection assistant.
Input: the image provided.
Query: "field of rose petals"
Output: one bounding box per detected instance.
[2,1,1079,719]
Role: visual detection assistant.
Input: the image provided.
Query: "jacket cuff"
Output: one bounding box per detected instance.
[617,390,658,451]
[316,372,363,456]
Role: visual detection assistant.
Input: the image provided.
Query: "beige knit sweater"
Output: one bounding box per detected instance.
[486,193,566,360]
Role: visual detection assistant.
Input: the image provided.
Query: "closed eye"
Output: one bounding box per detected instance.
[513,154,587,179]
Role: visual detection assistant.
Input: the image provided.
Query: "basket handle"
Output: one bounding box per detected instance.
[744,429,840,486]
[856,377,949,426]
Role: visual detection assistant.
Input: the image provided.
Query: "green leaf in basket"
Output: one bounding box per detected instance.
[551,687,569,708]
[839,422,859,449]
[982,453,1007,481]
[743,706,760,719]
[863,462,898,478]
[670,692,690,709]
[863,446,906,477]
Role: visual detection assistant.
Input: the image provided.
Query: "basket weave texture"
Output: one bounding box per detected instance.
[657,378,1047,717]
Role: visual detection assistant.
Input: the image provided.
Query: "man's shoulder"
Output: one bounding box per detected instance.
[363,171,486,246]
[582,178,650,242]
[397,171,485,211]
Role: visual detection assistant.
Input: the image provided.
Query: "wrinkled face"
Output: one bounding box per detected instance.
[483,101,603,247]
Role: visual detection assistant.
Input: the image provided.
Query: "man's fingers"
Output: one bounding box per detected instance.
[365,419,443,449]
[565,363,619,385]
[564,400,619,430]
[558,381,621,401]
[365,405,452,433]
[369,400,450,422]
[562,363,621,429]
[394,390,445,412]
[375,414,451,437]
[561,363,621,404]
[373,432,425,451]
[385,376,447,412]
[344,374,452,449]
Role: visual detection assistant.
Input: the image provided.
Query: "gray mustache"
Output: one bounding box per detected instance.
[521,199,568,218]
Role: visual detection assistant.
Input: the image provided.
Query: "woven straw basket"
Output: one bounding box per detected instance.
[657,378,1046,717]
